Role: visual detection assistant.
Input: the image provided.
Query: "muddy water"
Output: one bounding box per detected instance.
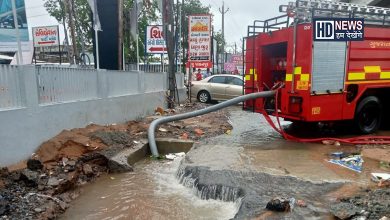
[62,106,387,219]
[191,107,384,184]
[61,156,238,220]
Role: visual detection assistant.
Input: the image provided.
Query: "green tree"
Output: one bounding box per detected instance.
[123,0,159,64]
[44,0,159,63]
[44,0,92,54]
[43,0,213,66]
[213,31,225,54]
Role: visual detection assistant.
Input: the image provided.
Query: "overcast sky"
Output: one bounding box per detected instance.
[199,0,290,50]
[25,0,290,50]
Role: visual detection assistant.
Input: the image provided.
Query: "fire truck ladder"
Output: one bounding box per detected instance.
[242,16,290,112]
[281,0,390,26]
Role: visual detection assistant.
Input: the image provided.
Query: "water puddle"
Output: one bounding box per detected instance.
[61,106,387,219]
[60,155,238,220]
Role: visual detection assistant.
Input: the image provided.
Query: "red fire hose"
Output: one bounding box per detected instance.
[261,88,390,145]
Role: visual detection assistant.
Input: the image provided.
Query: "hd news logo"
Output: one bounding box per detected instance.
[313,18,364,41]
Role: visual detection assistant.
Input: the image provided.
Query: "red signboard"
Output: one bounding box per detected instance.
[146,25,167,54]
[186,61,212,69]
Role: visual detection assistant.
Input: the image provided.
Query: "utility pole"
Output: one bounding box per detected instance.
[60,0,71,63]
[118,0,123,70]
[66,0,78,64]
[163,0,176,108]
[181,0,185,74]
[219,1,229,72]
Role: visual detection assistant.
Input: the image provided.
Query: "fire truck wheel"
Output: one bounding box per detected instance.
[197,91,210,103]
[355,96,382,134]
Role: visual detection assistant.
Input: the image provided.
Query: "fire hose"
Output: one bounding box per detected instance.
[148,89,390,158]
[148,91,276,157]
[262,89,390,145]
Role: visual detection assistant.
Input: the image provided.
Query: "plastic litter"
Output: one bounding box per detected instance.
[371,173,390,183]
[331,152,346,159]
[165,152,186,160]
[328,154,363,173]
[158,128,168,132]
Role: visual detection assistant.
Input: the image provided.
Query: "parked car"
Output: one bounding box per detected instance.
[190,74,243,103]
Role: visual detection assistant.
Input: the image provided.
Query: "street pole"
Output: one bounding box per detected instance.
[181,0,185,74]
[67,0,78,64]
[58,26,62,65]
[118,0,123,70]
[95,29,100,69]
[11,0,23,65]
[219,1,229,73]
[136,33,139,71]
[163,0,176,108]
[175,0,180,73]
[60,0,71,64]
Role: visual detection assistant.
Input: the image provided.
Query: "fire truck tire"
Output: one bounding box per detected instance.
[355,96,382,134]
[197,91,210,103]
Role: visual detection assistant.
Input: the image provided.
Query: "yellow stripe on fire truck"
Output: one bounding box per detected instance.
[245,69,257,81]
[285,67,310,82]
[348,66,390,81]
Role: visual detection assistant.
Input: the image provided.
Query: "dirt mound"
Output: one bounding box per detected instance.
[0,103,232,220]
[331,188,390,219]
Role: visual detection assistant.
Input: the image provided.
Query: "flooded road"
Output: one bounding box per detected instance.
[187,107,384,184]
[61,155,238,220]
[61,106,388,219]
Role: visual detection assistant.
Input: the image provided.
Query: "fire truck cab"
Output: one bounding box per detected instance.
[243,0,390,134]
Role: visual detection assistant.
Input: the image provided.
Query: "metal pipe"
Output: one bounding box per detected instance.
[147,91,276,157]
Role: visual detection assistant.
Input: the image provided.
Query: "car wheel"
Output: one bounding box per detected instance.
[197,91,210,103]
[355,96,382,134]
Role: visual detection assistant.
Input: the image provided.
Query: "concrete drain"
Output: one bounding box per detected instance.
[127,138,194,165]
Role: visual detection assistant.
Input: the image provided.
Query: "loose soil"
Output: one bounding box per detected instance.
[0,102,389,220]
[0,102,232,220]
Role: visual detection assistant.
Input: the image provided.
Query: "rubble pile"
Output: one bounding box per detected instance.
[0,103,232,219]
[331,188,390,220]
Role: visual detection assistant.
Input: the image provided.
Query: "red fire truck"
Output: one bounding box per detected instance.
[243,0,390,134]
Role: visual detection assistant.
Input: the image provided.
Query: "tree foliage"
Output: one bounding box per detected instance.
[212,31,225,54]
[124,0,159,63]
[44,0,92,50]
[43,0,223,66]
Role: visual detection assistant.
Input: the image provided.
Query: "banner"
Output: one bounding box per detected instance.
[32,26,59,47]
[0,0,29,42]
[129,1,138,39]
[188,15,211,61]
[186,61,212,69]
[87,0,101,31]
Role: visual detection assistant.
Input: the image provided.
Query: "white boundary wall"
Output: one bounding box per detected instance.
[0,65,185,166]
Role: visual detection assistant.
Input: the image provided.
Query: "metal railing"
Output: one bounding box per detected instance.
[0,65,185,110]
[37,66,99,104]
[126,63,169,73]
[0,65,24,109]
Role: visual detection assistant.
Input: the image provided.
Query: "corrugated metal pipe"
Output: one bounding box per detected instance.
[148,91,276,157]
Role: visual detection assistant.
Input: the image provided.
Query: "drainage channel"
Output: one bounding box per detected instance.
[60,140,240,220]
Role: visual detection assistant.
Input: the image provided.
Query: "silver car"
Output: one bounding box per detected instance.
[190,74,243,103]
